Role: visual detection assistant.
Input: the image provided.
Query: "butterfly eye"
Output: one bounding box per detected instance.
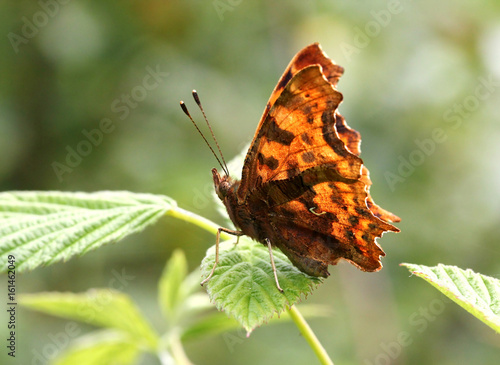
[218,181,231,198]
[212,169,229,200]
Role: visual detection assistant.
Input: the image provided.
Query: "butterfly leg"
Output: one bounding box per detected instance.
[265,238,284,293]
[201,227,243,287]
[233,235,241,248]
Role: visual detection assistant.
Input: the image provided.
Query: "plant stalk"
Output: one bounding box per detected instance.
[168,206,232,239]
[170,332,194,365]
[288,305,334,365]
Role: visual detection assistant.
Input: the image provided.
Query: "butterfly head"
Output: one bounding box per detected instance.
[212,168,234,200]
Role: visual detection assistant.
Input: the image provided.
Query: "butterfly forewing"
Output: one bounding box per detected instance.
[260,43,345,120]
[214,43,399,279]
[238,65,363,203]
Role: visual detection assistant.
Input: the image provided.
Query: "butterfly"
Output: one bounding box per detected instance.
[181,43,400,291]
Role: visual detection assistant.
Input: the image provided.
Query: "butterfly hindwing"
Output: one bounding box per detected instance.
[249,162,397,275]
[268,180,394,275]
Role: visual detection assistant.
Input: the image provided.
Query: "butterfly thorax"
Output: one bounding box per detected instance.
[212,168,263,240]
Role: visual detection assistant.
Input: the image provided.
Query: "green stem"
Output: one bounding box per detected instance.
[170,332,193,365]
[288,305,334,365]
[168,206,232,239]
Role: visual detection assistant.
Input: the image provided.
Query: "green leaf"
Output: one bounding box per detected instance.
[181,312,242,342]
[201,237,323,333]
[181,287,213,314]
[0,191,175,272]
[401,263,500,333]
[53,330,139,365]
[158,249,188,321]
[19,289,159,349]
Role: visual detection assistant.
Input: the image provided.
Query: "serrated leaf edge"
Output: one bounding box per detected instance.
[402,263,500,332]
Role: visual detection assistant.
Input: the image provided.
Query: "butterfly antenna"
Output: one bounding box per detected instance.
[191,90,230,176]
[180,100,229,176]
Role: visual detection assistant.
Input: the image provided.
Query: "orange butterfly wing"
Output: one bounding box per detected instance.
[234,43,399,275]
[238,43,347,201]
[259,43,344,122]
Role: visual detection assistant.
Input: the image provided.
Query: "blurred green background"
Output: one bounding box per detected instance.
[1,0,500,364]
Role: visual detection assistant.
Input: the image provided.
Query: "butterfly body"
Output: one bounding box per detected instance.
[208,43,400,283]
[213,169,259,240]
